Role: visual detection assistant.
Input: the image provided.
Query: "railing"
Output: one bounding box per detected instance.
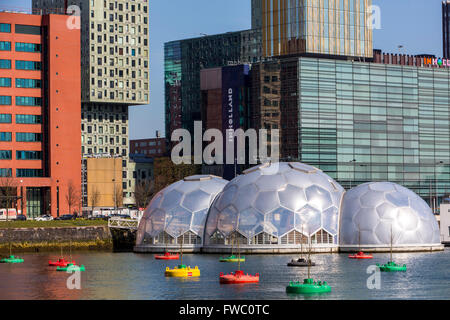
[108,218,139,230]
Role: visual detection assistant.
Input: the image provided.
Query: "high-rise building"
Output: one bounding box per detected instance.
[443,1,450,57]
[252,0,373,58]
[165,29,262,142]
[260,51,450,212]
[0,12,81,217]
[32,0,150,206]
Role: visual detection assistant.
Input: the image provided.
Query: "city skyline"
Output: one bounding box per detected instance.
[0,0,445,140]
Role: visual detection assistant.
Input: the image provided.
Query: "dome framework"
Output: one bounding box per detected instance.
[339,182,442,252]
[135,175,228,252]
[203,162,345,253]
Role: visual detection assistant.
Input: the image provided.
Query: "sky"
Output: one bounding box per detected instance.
[0,0,445,139]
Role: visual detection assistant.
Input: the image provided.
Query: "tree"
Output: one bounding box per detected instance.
[114,184,123,210]
[153,157,201,194]
[134,180,155,209]
[0,176,18,221]
[89,186,101,214]
[65,181,80,215]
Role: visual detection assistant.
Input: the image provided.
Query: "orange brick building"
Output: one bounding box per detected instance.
[0,12,81,218]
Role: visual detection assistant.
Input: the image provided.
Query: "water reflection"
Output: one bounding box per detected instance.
[0,249,448,300]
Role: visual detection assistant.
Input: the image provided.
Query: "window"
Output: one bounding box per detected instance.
[0,150,11,160]
[0,96,11,105]
[16,60,41,70]
[0,59,11,69]
[16,132,42,142]
[15,97,41,106]
[16,114,41,124]
[0,41,11,51]
[15,42,41,52]
[16,151,42,160]
[0,24,11,33]
[15,25,41,35]
[0,78,11,87]
[0,132,12,141]
[0,114,11,123]
[15,79,41,88]
[0,169,11,177]
[16,169,43,177]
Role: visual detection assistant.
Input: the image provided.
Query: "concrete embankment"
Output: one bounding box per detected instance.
[0,226,113,253]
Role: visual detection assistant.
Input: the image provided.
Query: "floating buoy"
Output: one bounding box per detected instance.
[348,252,373,259]
[155,252,179,260]
[286,279,331,294]
[165,265,200,277]
[219,270,259,284]
[377,261,407,272]
[49,258,76,267]
[219,255,245,263]
[56,263,85,272]
[0,255,24,264]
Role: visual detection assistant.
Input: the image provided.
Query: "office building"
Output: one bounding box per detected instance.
[256,51,449,211]
[443,1,450,57]
[252,0,373,58]
[130,137,167,158]
[165,29,262,142]
[200,65,252,180]
[0,12,81,217]
[32,0,150,206]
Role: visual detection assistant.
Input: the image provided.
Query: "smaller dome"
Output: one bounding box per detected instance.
[136,175,228,247]
[340,182,441,247]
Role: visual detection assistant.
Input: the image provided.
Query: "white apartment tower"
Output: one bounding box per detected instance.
[32,0,150,206]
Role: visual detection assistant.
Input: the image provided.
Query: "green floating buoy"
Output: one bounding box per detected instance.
[0,255,24,264]
[286,278,331,294]
[377,261,406,272]
[219,255,246,263]
[56,263,85,272]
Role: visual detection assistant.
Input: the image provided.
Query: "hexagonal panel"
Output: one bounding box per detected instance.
[255,173,286,191]
[254,191,280,214]
[278,184,307,212]
[238,208,264,238]
[165,206,192,237]
[305,185,333,212]
[182,189,211,212]
[267,208,295,237]
[160,190,184,211]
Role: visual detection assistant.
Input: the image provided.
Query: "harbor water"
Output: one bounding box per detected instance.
[0,249,449,300]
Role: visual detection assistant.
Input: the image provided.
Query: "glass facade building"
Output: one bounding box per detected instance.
[164,29,262,141]
[282,56,450,211]
[252,0,373,58]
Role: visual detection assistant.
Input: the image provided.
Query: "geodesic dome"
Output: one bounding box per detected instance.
[340,182,441,246]
[204,162,345,247]
[136,175,228,246]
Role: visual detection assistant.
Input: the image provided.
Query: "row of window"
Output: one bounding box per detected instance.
[0,78,41,88]
[0,168,43,178]
[0,150,42,160]
[0,114,41,124]
[0,42,41,52]
[0,132,42,142]
[0,23,41,35]
[0,96,42,106]
[0,60,41,70]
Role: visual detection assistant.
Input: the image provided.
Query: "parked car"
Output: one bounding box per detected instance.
[54,214,76,221]
[35,215,54,221]
[15,214,27,221]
